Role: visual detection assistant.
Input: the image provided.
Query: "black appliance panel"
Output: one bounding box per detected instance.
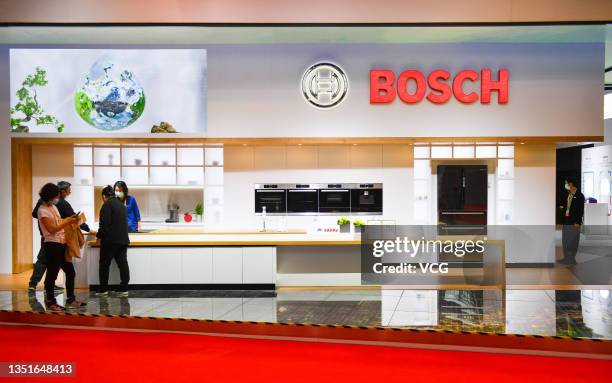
[287,185,318,214]
[319,185,351,213]
[255,186,286,214]
[350,187,383,213]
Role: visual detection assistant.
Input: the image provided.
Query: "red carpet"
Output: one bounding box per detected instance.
[1,324,610,383]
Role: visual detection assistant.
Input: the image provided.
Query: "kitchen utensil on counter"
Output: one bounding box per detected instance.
[165,204,180,223]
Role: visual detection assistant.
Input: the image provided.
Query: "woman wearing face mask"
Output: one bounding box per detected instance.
[113,181,141,232]
[37,183,86,312]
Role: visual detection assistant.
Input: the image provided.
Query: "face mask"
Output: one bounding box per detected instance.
[564,184,570,191]
[52,198,60,205]
[115,191,125,199]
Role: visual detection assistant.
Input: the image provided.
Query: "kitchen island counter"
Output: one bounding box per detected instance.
[78,230,362,289]
[89,230,360,247]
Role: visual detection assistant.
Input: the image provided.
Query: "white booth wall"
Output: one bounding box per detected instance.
[0,28,605,273]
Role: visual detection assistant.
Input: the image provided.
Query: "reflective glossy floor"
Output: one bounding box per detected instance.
[1,288,610,340]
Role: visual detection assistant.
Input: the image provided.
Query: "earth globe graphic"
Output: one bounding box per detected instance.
[74,56,145,131]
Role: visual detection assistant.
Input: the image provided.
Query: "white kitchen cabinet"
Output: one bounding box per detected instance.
[177,146,204,166]
[86,246,275,286]
[121,146,148,166]
[150,248,182,283]
[177,167,204,185]
[73,146,93,165]
[181,247,213,283]
[204,166,224,186]
[93,166,121,186]
[122,166,149,185]
[94,146,121,166]
[150,166,177,185]
[127,247,152,285]
[204,147,224,166]
[74,166,93,186]
[149,146,176,166]
[212,248,243,283]
[243,247,276,284]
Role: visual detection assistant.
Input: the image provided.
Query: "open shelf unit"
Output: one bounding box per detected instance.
[72,144,225,225]
[74,144,224,187]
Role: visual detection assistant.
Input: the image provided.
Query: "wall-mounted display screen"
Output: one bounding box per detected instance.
[9,48,207,134]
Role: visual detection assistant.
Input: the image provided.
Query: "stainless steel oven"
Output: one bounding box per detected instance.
[318,183,351,214]
[286,184,319,215]
[350,183,383,214]
[254,184,286,215]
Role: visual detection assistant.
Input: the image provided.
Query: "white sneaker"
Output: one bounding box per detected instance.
[95,291,109,297]
[115,291,129,298]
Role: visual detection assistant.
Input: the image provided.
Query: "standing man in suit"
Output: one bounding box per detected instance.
[96,185,130,297]
[560,177,585,265]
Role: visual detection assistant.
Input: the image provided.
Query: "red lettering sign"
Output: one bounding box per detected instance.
[452,70,479,104]
[370,70,396,103]
[369,68,509,105]
[397,70,426,104]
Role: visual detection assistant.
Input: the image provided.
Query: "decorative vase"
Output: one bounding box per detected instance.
[339,224,350,233]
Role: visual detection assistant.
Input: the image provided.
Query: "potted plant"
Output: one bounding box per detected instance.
[353,219,365,232]
[194,202,204,222]
[337,217,351,233]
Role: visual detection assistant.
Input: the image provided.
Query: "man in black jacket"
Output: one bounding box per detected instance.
[96,185,130,297]
[28,181,94,291]
[559,178,585,265]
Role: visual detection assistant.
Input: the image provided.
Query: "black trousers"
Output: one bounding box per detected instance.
[43,242,75,303]
[29,237,47,287]
[561,224,581,263]
[99,243,130,292]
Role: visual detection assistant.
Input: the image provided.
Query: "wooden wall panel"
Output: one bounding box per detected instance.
[254,146,287,170]
[11,142,33,274]
[515,143,556,167]
[382,145,413,167]
[286,146,318,169]
[318,146,350,169]
[224,146,254,171]
[349,145,382,168]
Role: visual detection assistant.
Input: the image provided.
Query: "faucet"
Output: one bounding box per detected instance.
[261,206,267,232]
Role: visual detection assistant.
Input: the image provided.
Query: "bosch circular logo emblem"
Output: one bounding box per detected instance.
[301,63,348,109]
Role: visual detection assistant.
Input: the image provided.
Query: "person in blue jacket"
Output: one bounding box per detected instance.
[113,181,141,232]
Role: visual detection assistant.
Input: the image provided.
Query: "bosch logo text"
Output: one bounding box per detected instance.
[370,69,509,105]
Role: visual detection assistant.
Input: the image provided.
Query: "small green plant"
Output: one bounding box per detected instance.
[353,219,365,227]
[10,67,64,133]
[337,217,350,226]
[194,202,204,216]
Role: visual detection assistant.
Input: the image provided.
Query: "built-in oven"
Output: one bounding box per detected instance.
[319,184,351,213]
[254,184,286,215]
[350,183,383,214]
[286,184,319,215]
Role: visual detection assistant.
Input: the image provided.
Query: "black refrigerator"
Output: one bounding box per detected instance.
[437,165,487,232]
